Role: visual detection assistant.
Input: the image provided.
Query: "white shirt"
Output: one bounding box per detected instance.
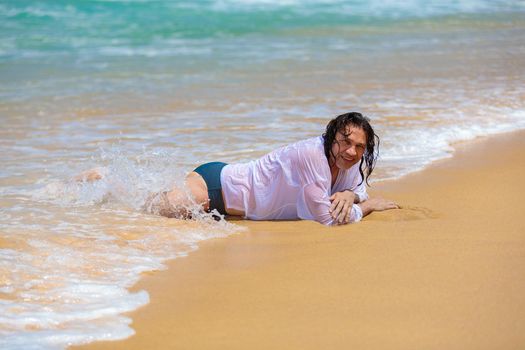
[220,136,368,225]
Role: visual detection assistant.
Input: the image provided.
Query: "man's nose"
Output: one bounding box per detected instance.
[346,146,357,156]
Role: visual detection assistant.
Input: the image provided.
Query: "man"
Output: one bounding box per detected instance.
[162,112,398,224]
[79,112,398,225]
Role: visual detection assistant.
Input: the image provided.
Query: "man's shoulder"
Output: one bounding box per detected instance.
[287,136,329,171]
[294,136,324,156]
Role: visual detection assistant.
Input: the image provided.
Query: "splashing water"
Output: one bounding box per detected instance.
[1,0,525,348]
[1,147,244,349]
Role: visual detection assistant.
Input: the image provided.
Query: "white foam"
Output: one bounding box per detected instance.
[96,45,212,58]
[0,220,242,349]
[377,109,525,181]
[209,0,522,17]
[1,148,245,349]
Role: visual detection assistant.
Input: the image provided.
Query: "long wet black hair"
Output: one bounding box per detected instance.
[322,112,379,186]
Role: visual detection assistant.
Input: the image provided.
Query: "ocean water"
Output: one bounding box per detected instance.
[1,0,525,348]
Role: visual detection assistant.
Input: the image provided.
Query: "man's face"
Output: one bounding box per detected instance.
[331,125,367,170]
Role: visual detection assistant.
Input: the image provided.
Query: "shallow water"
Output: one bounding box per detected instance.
[1,1,525,348]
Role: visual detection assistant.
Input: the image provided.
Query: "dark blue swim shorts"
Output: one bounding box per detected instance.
[193,162,228,216]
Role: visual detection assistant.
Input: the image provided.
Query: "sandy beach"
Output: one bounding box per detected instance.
[75,130,525,350]
[3,2,525,348]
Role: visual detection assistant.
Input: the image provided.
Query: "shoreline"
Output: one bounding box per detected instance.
[75,130,525,350]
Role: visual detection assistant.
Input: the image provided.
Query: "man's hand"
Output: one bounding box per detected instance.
[329,190,356,224]
[369,197,399,211]
[358,197,399,217]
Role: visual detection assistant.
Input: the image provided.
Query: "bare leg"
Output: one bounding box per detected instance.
[183,172,210,211]
[74,167,210,219]
[142,172,210,219]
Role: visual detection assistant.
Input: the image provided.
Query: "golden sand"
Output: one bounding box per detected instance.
[76,131,525,350]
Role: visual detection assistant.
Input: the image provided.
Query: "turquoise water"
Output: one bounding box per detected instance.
[2,0,524,174]
[3,0,521,42]
[1,1,525,349]
[1,0,524,104]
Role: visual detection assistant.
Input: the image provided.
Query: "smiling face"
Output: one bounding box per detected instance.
[330,125,367,171]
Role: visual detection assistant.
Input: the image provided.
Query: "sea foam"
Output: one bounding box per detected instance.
[1,149,244,349]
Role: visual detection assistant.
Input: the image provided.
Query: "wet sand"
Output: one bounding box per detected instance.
[77,130,525,350]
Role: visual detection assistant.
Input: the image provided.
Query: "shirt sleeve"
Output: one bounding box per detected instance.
[299,183,363,225]
[293,144,362,226]
[351,173,369,203]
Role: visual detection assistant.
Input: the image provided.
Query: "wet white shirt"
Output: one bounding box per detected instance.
[220,136,368,225]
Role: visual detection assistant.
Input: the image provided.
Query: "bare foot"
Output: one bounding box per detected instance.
[74,167,106,182]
